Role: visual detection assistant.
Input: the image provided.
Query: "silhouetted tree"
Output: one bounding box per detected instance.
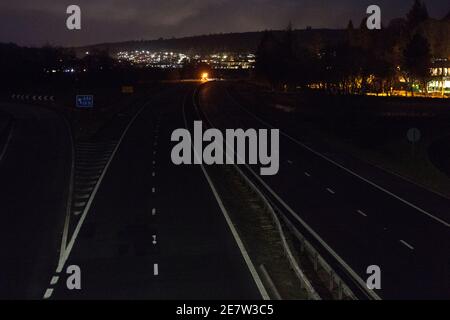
[443,10,450,21]
[347,20,355,30]
[406,0,429,30]
[255,31,283,88]
[403,33,431,94]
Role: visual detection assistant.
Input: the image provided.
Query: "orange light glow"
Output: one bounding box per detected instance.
[201,72,209,81]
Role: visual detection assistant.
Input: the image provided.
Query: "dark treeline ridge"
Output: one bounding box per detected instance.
[255,0,450,94]
[75,29,345,57]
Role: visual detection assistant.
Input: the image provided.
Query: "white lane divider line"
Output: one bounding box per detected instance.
[287,160,293,165]
[153,263,159,276]
[326,188,336,195]
[43,288,53,299]
[152,235,157,245]
[152,208,156,215]
[50,276,59,286]
[152,171,156,177]
[152,160,156,165]
[400,240,415,251]
[304,172,311,177]
[152,187,156,193]
[357,210,368,217]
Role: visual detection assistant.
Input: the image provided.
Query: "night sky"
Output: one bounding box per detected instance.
[0,0,448,47]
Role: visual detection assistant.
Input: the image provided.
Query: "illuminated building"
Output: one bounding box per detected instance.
[428,58,450,96]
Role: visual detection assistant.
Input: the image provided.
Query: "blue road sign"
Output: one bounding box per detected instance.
[76,95,94,108]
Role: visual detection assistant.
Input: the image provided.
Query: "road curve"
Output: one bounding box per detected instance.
[48,83,263,299]
[0,103,72,299]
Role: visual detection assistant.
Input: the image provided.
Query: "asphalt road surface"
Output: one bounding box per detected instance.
[3,81,448,300]
[0,103,72,299]
[198,81,450,300]
[46,83,263,299]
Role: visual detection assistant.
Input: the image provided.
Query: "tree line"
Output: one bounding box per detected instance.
[255,0,444,95]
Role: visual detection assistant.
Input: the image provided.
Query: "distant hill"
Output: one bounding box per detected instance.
[73,19,450,59]
[74,29,346,56]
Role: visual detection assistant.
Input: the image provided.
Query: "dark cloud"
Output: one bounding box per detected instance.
[0,0,448,47]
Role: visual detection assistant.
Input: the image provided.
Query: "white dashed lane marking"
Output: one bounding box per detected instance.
[43,288,53,299]
[304,172,311,177]
[326,188,335,195]
[357,210,368,217]
[400,240,415,251]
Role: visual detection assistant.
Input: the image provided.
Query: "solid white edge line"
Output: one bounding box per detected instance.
[226,89,450,228]
[58,116,75,265]
[183,89,270,301]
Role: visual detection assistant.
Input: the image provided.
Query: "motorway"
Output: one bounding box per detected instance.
[198,81,450,300]
[1,80,448,300]
[44,83,263,299]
